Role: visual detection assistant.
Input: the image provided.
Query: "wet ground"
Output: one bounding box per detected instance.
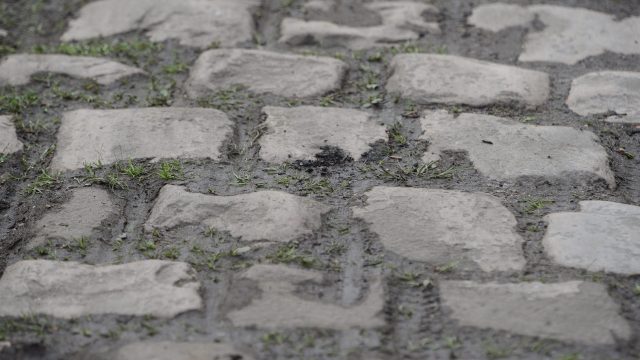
[0,0,639,359]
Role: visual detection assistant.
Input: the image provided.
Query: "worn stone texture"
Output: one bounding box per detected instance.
[352,187,525,271]
[0,115,23,155]
[440,280,631,344]
[567,71,640,123]
[280,1,440,49]
[50,108,233,171]
[259,106,386,163]
[0,54,144,86]
[543,201,640,275]
[0,260,201,318]
[420,110,615,188]
[227,264,384,329]
[61,0,259,48]
[28,187,118,250]
[185,49,347,98]
[94,342,254,360]
[146,185,330,243]
[468,3,534,32]
[387,54,549,107]
[468,4,640,64]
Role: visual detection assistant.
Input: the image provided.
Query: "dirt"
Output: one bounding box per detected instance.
[0,0,639,359]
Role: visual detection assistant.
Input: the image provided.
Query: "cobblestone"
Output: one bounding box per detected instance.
[0,54,144,86]
[420,110,615,187]
[259,106,387,163]
[387,54,549,107]
[50,108,233,171]
[0,116,22,155]
[567,71,640,123]
[543,201,640,275]
[186,49,347,98]
[62,0,260,48]
[440,280,631,344]
[0,260,201,318]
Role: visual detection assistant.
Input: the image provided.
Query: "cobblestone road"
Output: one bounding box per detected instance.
[0,0,639,359]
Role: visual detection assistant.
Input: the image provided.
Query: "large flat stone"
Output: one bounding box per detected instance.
[387,54,549,107]
[185,49,347,98]
[227,264,384,329]
[0,54,144,86]
[352,187,525,272]
[420,110,615,188]
[468,3,534,33]
[92,342,254,360]
[543,201,640,275]
[50,108,233,171]
[259,106,386,163]
[280,1,439,49]
[61,0,259,48]
[567,71,640,124]
[145,185,330,243]
[469,4,640,64]
[28,187,118,250]
[440,280,631,344]
[0,260,201,318]
[0,116,22,155]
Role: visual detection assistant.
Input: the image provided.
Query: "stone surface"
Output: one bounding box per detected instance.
[387,54,549,107]
[146,185,330,242]
[259,106,386,163]
[0,116,23,155]
[28,187,118,250]
[61,0,259,48]
[468,3,534,33]
[543,201,640,275]
[303,0,332,12]
[352,187,525,272]
[227,264,384,329]
[0,54,144,86]
[567,71,640,124]
[420,110,615,188]
[440,280,631,344]
[0,29,7,37]
[280,1,440,49]
[96,342,254,360]
[468,4,640,64]
[50,108,233,171]
[0,260,201,318]
[185,49,347,98]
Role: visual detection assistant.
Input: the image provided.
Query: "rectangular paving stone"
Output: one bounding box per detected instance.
[469,4,640,64]
[0,115,22,155]
[0,54,144,86]
[185,49,347,98]
[145,185,330,243]
[387,54,549,107]
[226,264,384,329]
[0,260,202,318]
[62,0,260,48]
[50,108,233,171]
[420,110,615,188]
[543,201,640,275]
[259,106,386,163]
[567,71,640,123]
[352,186,525,272]
[280,1,439,49]
[28,187,118,250]
[440,280,631,344]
